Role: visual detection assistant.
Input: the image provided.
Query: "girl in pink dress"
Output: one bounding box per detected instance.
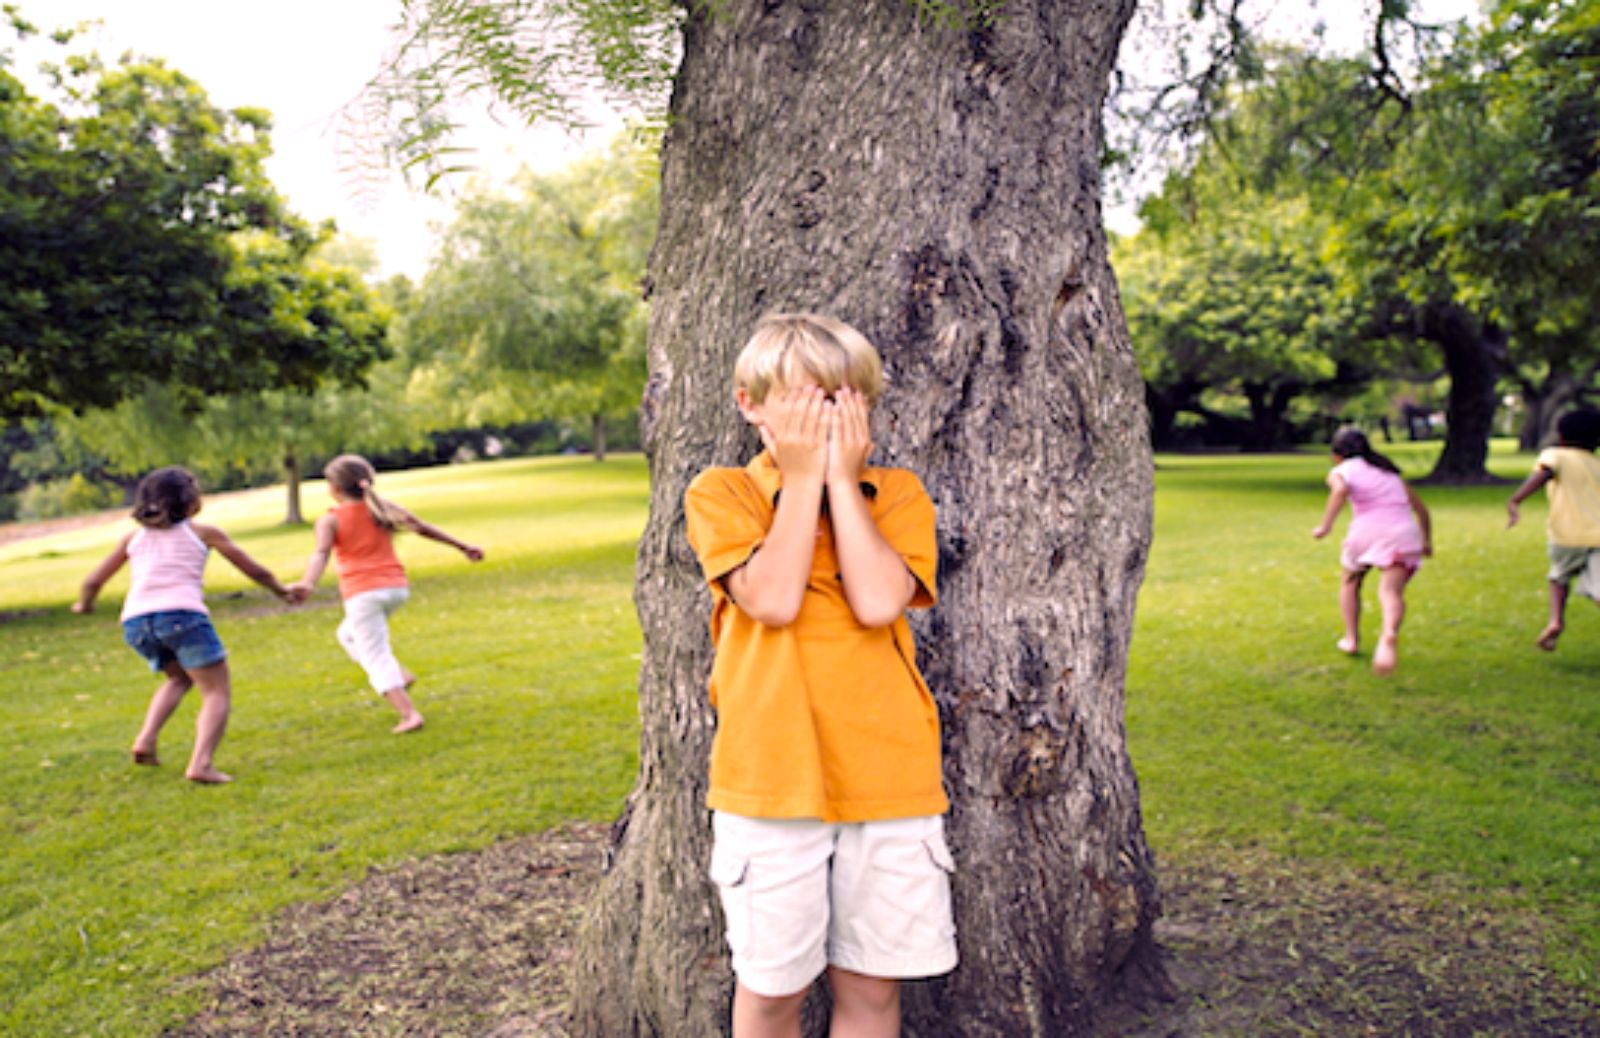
[1311,427,1433,674]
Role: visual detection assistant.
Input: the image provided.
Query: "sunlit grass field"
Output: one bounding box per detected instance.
[1,442,1595,1035]
[1126,439,1600,986]
[0,455,649,1036]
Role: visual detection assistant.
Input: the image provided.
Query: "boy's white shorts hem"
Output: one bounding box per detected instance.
[709,811,958,998]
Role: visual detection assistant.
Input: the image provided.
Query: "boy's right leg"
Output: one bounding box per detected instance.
[133,660,193,764]
[1539,580,1569,651]
[710,813,835,1037]
[732,984,807,1038]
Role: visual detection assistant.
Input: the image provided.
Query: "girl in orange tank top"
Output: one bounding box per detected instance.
[288,454,484,733]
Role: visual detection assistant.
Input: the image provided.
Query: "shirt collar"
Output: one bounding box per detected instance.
[746,450,879,506]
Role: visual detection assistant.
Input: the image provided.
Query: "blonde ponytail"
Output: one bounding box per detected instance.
[324,454,401,531]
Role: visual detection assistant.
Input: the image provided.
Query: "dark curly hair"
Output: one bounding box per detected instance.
[1330,426,1401,475]
[131,467,201,528]
[1556,408,1600,451]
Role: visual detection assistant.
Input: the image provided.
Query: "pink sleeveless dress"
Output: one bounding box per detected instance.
[1333,458,1424,572]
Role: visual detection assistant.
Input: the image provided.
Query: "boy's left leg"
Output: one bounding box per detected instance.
[826,967,899,1038]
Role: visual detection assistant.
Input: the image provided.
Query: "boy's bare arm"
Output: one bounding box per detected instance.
[827,388,916,628]
[73,534,133,613]
[726,387,828,627]
[194,523,292,599]
[1506,466,1553,528]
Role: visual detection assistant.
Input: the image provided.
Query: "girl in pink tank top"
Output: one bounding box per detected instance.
[1311,428,1433,675]
[74,467,294,783]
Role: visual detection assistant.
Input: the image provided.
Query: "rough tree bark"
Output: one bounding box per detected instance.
[1422,303,1507,484]
[571,2,1160,1035]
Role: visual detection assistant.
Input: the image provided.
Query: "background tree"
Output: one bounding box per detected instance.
[0,11,385,418]
[403,139,654,460]
[48,233,400,523]
[1118,188,1356,450]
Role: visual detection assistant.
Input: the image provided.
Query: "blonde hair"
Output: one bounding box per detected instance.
[323,454,404,531]
[734,313,884,405]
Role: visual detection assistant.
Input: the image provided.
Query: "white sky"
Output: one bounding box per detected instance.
[21,0,1482,279]
[23,0,624,281]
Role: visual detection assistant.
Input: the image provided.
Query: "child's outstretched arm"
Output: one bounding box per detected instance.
[288,513,338,600]
[1506,466,1553,528]
[394,507,484,562]
[1405,484,1434,556]
[192,522,294,601]
[826,388,916,628]
[72,533,133,614]
[1311,473,1350,540]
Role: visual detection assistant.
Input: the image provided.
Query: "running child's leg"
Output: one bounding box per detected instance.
[827,968,899,1038]
[1338,568,1366,654]
[132,660,193,765]
[1539,580,1569,651]
[1373,564,1413,675]
[339,589,420,733]
[183,659,232,784]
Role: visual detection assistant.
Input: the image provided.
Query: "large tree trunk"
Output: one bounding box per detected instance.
[1423,304,1507,484]
[1518,367,1587,451]
[1241,380,1298,451]
[283,447,303,525]
[571,2,1159,1035]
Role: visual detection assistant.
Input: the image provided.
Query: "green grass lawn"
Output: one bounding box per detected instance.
[0,455,649,1036]
[1,443,1596,1035]
[1127,439,1600,986]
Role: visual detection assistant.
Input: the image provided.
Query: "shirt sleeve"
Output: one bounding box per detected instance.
[875,470,938,608]
[1536,448,1562,478]
[684,469,768,589]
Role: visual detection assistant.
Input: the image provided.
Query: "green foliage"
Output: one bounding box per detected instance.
[0,14,390,418]
[14,472,121,521]
[0,455,647,1035]
[403,135,655,428]
[357,0,681,187]
[41,233,399,505]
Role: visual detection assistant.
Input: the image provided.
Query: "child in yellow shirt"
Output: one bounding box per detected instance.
[1507,408,1600,650]
[684,314,955,1038]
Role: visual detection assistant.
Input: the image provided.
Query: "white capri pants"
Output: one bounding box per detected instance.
[336,586,410,694]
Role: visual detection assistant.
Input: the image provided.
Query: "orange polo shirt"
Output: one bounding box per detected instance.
[331,501,408,598]
[683,451,947,823]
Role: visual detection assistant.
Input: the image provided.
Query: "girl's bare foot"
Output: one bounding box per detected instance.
[185,768,233,784]
[1336,636,1358,656]
[131,747,160,766]
[1373,634,1399,675]
[392,713,425,735]
[1537,622,1562,651]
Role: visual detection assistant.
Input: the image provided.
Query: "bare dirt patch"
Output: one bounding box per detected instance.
[169,828,1598,1037]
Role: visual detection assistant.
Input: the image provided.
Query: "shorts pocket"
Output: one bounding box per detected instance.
[923,833,957,875]
[709,845,752,956]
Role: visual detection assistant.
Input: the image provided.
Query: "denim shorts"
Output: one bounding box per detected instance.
[121,610,227,673]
